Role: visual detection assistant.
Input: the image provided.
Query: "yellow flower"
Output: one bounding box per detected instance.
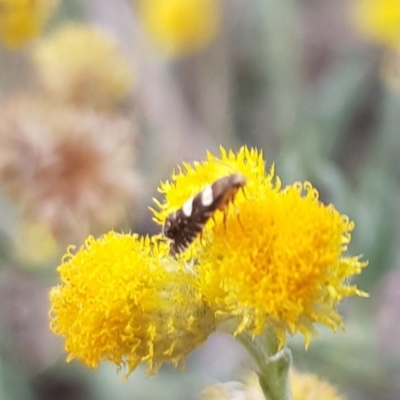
[50,232,215,376]
[33,23,133,110]
[15,220,58,266]
[201,370,345,400]
[0,0,58,49]
[153,146,367,346]
[138,0,220,57]
[290,369,345,400]
[352,0,400,47]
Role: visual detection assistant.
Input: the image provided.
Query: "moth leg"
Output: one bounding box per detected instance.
[231,201,239,216]
[237,212,245,231]
[221,208,228,231]
[241,186,251,202]
[231,200,245,231]
[199,230,207,247]
[169,244,177,257]
[155,235,168,245]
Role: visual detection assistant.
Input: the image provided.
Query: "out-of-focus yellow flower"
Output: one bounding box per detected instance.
[201,381,260,400]
[352,0,400,48]
[50,232,215,376]
[290,369,345,400]
[15,220,58,266]
[138,0,220,57]
[0,96,140,244]
[201,370,345,400]
[33,23,133,110]
[0,0,58,49]
[154,146,367,347]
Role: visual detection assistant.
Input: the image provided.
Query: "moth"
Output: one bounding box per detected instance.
[162,173,247,256]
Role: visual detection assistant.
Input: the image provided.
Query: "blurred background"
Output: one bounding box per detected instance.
[0,0,399,399]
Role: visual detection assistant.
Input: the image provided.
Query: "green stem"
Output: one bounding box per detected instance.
[257,0,303,143]
[238,330,292,400]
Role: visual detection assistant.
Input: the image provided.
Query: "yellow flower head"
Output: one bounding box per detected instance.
[201,370,345,400]
[138,0,220,57]
[290,369,345,400]
[33,23,133,110]
[352,0,400,48]
[0,0,58,49]
[15,220,58,266]
[153,146,367,346]
[50,232,215,376]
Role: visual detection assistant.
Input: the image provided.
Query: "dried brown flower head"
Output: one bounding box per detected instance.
[0,96,140,244]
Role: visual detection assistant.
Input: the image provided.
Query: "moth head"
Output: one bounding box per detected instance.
[230,173,247,188]
[162,211,176,237]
